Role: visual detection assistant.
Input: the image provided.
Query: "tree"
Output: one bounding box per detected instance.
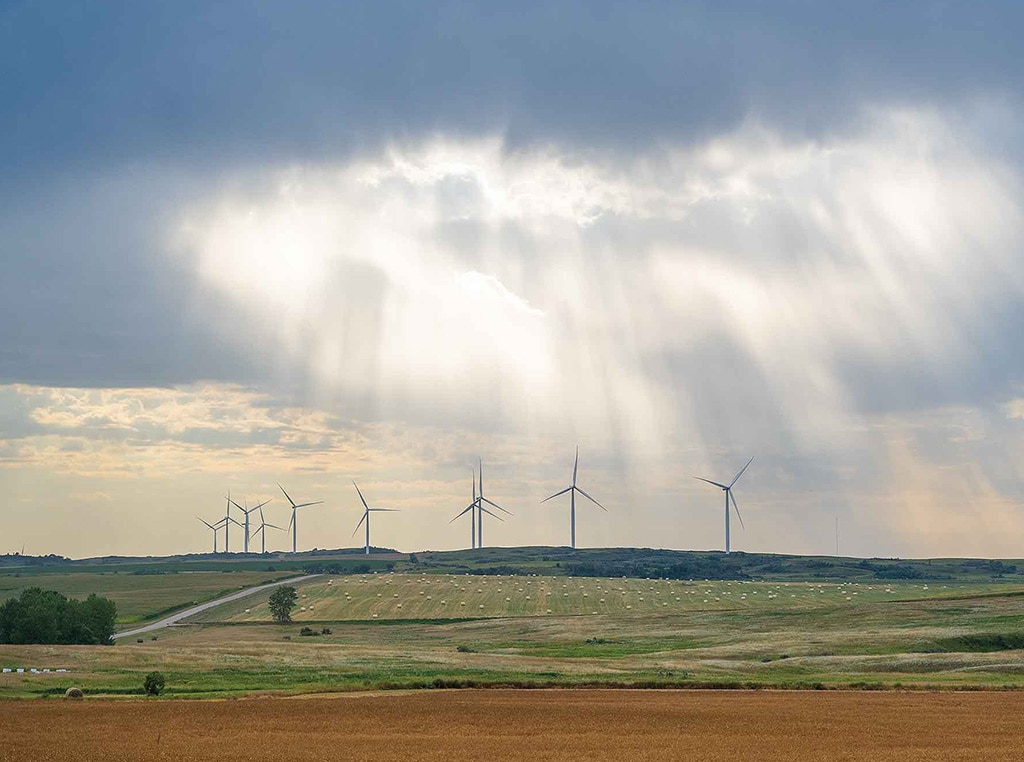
[268,586,298,623]
[143,672,165,696]
[0,588,117,645]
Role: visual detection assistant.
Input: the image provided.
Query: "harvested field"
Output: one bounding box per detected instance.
[2,689,1022,761]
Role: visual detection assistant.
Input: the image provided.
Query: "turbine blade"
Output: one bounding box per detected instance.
[294,501,323,509]
[573,445,579,486]
[369,508,400,512]
[352,481,370,511]
[693,477,728,489]
[259,505,266,524]
[264,523,284,531]
[730,490,746,530]
[253,499,272,510]
[286,512,294,532]
[197,517,215,530]
[576,486,607,511]
[479,505,505,521]
[478,458,483,496]
[541,486,572,503]
[728,456,755,489]
[278,484,297,508]
[351,511,367,537]
[227,496,245,511]
[481,496,512,515]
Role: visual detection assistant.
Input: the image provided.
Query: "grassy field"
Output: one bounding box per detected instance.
[189,573,1022,622]
[0,570,298,624]
[2,571,1024,698]
[4,549,1024,700]
[4,691,1024,761]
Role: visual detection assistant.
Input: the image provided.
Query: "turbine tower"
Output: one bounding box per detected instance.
[351,481,399,555]
[476,459,511,548]
[228,496,271,553]
[542,446,606,549]
[222,492,242,553]
[251,504,284,554]
[278,484,323,554]
[198,517,221,553]
[694,456,754,554]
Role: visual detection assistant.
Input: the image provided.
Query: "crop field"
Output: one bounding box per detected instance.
[0,570,298,624]
[190,572,1024,622]
[3,690,1024,761]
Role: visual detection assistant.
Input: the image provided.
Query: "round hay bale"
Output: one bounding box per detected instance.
[64,687,84,699]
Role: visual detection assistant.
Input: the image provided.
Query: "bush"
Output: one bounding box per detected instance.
[299,626,319,637]
[143,672,165,696]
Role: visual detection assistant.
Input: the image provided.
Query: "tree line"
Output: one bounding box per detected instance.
[0,588,117,645]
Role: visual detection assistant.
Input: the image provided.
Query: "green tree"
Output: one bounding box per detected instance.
[143,672,166,696]
[0,588,117,645]
[268,586,298,623]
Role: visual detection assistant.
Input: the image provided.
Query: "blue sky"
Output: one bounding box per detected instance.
[2,1,1023,557]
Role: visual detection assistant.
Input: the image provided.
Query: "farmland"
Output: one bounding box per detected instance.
[3,550,1024,700]
[3,690,1024,761]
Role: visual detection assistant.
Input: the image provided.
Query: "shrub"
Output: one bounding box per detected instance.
[143,672,165,696]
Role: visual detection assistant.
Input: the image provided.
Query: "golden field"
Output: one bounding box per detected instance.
[2,689,1022,761]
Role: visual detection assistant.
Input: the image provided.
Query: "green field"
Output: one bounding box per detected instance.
[3,550,1024,699]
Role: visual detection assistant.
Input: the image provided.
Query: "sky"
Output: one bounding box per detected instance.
[2,1,1024,559]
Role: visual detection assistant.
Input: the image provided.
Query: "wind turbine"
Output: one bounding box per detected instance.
[222,492,243,553]
[351,481,399,555]
[251,504,284,554]
[476,459,511,548]
[694,456,754,554]
[278,484,323,554]
[228,496,271,553]
[449,471,478,549]
[198,517,221,553]
[542,446,606,549]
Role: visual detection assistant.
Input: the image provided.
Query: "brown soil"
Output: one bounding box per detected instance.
[2,689,1021,761]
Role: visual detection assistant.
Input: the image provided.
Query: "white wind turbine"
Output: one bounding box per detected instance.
[449,471,479,549]
[228,496,271,553]
[221,492,243,553]
[351,481,399,555]
[251,504,284,554]
[450,466,507,549]
[475,459,511,548]
[197,517,222,553]
[694,456,754,554]
[278,484,323,554]
[542,446,606,549]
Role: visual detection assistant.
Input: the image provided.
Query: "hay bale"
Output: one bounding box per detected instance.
[64,687,84,699]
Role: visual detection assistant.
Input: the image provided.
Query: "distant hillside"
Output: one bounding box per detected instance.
[3,547,1022,583]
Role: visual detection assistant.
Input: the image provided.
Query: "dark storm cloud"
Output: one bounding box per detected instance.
[2,0,1021,187]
